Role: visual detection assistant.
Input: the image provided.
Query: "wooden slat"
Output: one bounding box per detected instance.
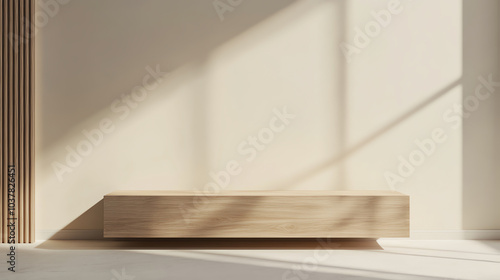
[14,0,21,244]
[29,0,35,243]
[7,0,13,244]
[1,0,7,244]
[104,191,410,238]
[19,0,24,243]
[0,0,3,244]
[22,0,27,243]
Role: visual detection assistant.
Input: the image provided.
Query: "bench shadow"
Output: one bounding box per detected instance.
[45,199,104,240]
[36,238,383,250]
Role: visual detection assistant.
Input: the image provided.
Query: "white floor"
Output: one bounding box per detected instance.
[1,239,499,280]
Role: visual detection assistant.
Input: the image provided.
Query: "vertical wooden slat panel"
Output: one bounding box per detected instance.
[13,0,21,244]
[1,0,8,244]
[2,0,6,244]
[0,0,3,244]
[20,0,26,244]
[1,0,34,243]
[27,0,32,243]
[18,0,24,244]
[7,0,13,244]
[1,0,6,244]
[19,0,26,242]
[25,0,29,243]
[14,0,19,244]
[29,0,34,244]
[19,0,23,243]
[29,0,35,243]
[24,0,29,243]
[8,0,12,244]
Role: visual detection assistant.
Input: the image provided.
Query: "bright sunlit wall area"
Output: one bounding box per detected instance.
[34,0,500,239]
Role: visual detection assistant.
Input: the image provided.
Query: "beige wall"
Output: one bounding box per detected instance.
[35,0,500,237]
[462,0,500,230]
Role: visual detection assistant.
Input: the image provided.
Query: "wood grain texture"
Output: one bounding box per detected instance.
[104,191,409,238]
[0,0,34,243]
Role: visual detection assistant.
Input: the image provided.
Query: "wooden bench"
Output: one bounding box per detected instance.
[103,190,409,238]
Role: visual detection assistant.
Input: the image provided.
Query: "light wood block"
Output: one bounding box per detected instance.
[104,191,409,238]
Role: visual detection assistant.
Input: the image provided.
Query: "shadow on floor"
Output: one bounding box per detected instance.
[6,247,451,280]
[36,238,383,250]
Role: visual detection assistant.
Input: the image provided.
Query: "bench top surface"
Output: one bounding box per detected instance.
[105,190,407,197]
